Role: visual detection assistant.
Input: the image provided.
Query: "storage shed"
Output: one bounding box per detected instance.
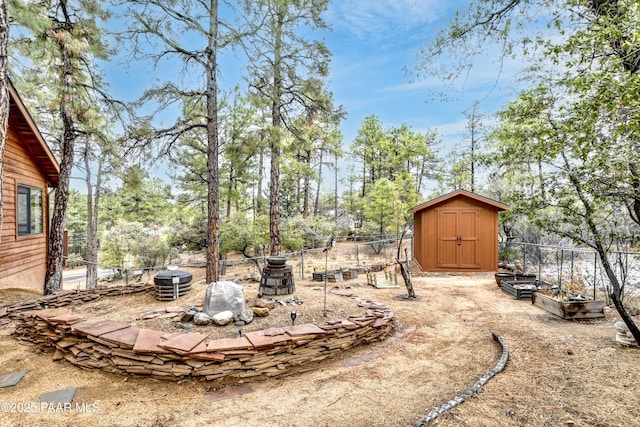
[0,79,60,291]
[408,190,508,272]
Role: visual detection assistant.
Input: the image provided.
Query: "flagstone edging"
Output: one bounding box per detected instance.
[6,287,394,382]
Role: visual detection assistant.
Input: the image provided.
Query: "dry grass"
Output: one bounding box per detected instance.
[1,270,639,427]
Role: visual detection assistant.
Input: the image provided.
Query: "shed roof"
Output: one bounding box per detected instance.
[7,79,60,187]
[408,189,509,214]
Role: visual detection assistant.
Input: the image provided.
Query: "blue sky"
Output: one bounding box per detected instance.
[322,0,521,152]
[102,0,525,194]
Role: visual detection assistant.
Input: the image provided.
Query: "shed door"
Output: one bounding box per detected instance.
[436,209,480,269]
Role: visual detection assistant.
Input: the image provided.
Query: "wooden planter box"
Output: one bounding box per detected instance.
[531,292,604,319]
[501,280,538,300]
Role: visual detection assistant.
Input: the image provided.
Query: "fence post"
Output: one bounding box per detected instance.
[125,269,129,285]
[593,252,597,300]
[558,249,564,291]
[356,242,360,266]
[523,243,527,272]
[300,249,305,279]
[570,250,574,284]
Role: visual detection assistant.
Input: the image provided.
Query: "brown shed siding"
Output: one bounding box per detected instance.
[0,128,50,290]
[410,190,508,272]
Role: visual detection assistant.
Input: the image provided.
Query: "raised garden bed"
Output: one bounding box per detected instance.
[501,280,538,300]
[531,292,604,319]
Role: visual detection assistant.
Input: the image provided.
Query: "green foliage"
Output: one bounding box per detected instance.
[100,220,170,269]
[99,167,174,227]
[167,213,207,251]
[66,190,88,242]
[498,245,520,263]
[220,213,268,257]
[362,178,417,237]
[280,214,334,250]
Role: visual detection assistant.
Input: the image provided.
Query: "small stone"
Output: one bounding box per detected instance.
[180,308,197,322]
[252,307,269,317]
[311,286,322,291]
[193,312,211,325]
[175,322,193,330]
[212,310,234,326]
[239,310,254,325]
[241,272,262,282]
[255,299,276,309]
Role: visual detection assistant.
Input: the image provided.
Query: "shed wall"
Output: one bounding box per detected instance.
[414,196,499,272]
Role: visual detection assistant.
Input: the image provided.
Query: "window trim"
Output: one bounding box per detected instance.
[16,183,44,237]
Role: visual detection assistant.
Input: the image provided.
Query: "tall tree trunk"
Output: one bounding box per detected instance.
[314,147,323,215]
[269,125,281,255]
[84,143,102,289]
[226,167,233,218]
[44,42,75,295]
[334,151,338,224]
[268,6,284,257]
[256,144,264,216]
[627,161,640,226]
[84,143,95,288]
[302,151,310,218]
[206,0,220,283]
[0,0,9,242]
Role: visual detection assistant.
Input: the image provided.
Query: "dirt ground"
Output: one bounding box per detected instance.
[0,271,638,427]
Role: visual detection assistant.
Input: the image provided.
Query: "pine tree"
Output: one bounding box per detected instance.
[10,0,113,294]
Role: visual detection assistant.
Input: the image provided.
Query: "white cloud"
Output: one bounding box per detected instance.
[327,0,449,41]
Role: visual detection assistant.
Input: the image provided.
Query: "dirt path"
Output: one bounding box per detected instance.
[1,274,638,427]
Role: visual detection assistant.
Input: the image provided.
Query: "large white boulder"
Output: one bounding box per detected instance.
[203,280,246,317]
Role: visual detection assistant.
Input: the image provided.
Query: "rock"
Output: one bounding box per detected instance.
[180,308,197,322]
[176,322,193,330]
[212,310,234,326]
[241,272,262,282]
[238,310,254,325]
[615,321,638,346]
[193,312,211,325]
[203,281,246,317]
[254,298,276,310]
[252,307,269,317]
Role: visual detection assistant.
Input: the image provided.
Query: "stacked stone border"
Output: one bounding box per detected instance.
[411,331,509,426]
[1,285,393,382]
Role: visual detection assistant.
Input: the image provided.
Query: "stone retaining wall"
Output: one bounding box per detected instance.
[2,285,393,382]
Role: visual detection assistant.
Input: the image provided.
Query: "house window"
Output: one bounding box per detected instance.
[17,185,43,236]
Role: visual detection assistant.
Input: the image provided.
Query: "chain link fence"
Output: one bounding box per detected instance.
[63,236,414,289]
[500,241,640,304]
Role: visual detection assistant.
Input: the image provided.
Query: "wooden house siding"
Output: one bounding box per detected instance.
[0,128,50,290]
[410,190,508,272]
[0,80,59,292]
